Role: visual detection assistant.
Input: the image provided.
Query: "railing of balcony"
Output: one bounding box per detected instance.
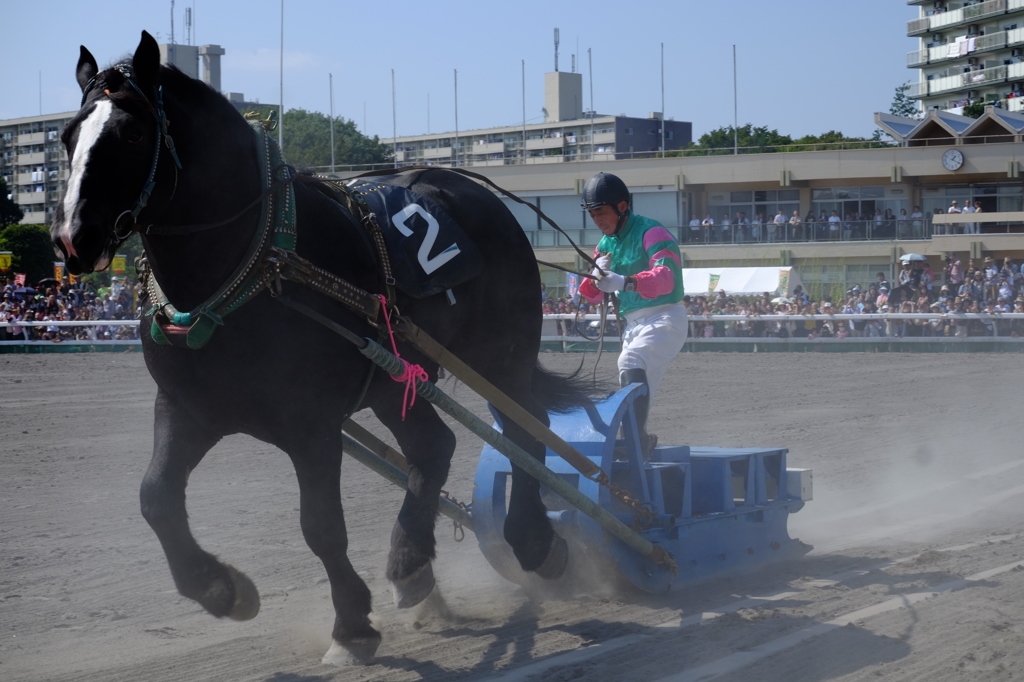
[928,64,1008,95]
[908,81,930,97]
[908,16,931,34]
[964,0,1007,22]
[908,48,929,67]
[930,8,966,29]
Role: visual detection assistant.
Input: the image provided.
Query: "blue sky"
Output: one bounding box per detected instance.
[3,0,914,141]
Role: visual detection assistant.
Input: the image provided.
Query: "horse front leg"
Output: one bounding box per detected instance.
[284,432,379,666]
[498,400,568,579]
[140,388,260,620]
[372,399,455,609]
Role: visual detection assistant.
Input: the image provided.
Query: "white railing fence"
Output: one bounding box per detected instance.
[0,320,141,346]
[542,313,1024,343]
[3,316,1024,349]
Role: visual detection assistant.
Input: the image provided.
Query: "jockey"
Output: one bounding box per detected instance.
[577,172,688,457]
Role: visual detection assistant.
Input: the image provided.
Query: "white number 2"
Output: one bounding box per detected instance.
[391,204,462,275]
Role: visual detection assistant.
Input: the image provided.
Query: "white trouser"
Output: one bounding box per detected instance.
[617,303,689,401]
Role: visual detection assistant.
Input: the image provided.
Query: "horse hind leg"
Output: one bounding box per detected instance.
[371,398,456,610]
[140,389,260,621]
[284,432,380,666]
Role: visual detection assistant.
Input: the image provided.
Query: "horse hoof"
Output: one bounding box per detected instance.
[391,562,435,609]
[225,564,260,621]
[322,636,380,667]
[534,534,569,580]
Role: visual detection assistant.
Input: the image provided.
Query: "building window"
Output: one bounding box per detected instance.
[624,127,634,135]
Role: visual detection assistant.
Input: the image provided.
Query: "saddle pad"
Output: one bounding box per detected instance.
[346,177,484,299]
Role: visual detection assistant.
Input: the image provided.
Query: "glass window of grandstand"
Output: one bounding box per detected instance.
[921,184,1023,235]
[811,186,909,240]
[633,191,683,234]
[704,190,798,243]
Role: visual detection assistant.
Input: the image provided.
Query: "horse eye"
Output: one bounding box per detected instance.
[127,131,143,144]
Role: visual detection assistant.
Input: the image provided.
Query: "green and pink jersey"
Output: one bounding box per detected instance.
[579,212,684,318]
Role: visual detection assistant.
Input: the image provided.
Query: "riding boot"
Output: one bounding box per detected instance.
[619,368,656,460]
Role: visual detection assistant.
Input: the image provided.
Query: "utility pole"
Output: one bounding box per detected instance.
[329,73,335,173]
[454,69,459,168]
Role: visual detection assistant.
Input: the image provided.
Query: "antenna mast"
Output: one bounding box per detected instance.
[554,28,560,72]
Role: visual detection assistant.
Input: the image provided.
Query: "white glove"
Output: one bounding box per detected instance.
[591,254,612,278]
[597,272,626,293]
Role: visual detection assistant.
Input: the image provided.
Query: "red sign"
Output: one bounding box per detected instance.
[13,273,26,287]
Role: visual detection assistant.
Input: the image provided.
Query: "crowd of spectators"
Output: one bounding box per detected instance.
[682,208,932,244]
[543,255,1024,339]
[0,279,142,342]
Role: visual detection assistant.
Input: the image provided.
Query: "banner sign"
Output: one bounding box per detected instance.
[54,262,64,282]
[0,251,11,271]
[778,269,791,296]
[69,273,79,285]
[112,254,127,275]
[708,273,720,294]
[566,273,578,302]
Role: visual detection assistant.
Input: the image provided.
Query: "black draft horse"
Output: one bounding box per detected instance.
[52,31,587,665]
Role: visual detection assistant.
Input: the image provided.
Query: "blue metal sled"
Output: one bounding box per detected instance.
[472,384,812,593]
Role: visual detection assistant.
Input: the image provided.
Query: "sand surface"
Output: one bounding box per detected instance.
[1,350,1023,681]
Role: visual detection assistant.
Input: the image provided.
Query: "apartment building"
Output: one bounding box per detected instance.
[388,70,692,167]
[908,0,1024,113]
[1,41,237,227]
[1,111,76,226]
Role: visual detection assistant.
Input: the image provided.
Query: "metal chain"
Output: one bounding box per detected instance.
[587,471,656,530]
[439,490,468,542]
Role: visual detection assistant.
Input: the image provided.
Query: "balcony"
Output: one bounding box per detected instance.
[18,152,45,165]
[963,0,1008,22]
[17,132,44,146]
[911,0,1013,36]
[1008,96,1024,111]
[928,64,1008,95]
[525,137,565,150]
[16,192,45,206]
[908,16,931,35]
[908,81,930,98]
[421,146,452,160]
[470,141,505,154]
[908,48,929,67]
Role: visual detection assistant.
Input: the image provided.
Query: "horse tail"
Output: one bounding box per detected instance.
[530,363,604,414]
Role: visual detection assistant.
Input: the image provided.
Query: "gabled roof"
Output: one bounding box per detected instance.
[874,113,920,142]
[983,106,1024,134]
[925,109,974,135]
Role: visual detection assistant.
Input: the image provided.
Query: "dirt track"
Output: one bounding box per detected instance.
[2,350,1023,682]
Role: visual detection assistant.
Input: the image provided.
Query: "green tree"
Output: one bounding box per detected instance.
[890,82,918,118]
[962,100,986,118]
[244,106,391,169]
[686,124,793,155]
[788,130,885,151]
[0,224,55,284]
[0,178,24,229]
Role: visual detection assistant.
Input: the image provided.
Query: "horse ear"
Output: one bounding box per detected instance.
[132,30,161,98]
[76,46,98,92]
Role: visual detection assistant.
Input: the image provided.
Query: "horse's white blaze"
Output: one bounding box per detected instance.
[58,99,114,253]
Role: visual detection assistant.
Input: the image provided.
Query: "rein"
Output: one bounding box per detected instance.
[82,64,184,241]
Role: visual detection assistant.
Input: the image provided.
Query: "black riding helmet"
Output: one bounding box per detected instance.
[581,172,631,233]
[581,172,630,211]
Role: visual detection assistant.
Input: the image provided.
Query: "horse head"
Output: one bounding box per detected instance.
[52,31,168,275]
